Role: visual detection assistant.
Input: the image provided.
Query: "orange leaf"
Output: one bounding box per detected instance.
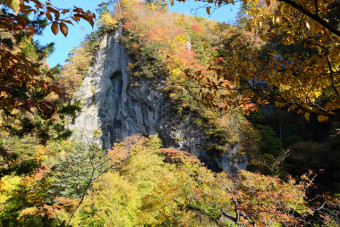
[60,22,68,37]
[61,9,70,14]
[47,6,60,20]
[45,12,53,21]
[50,85,61,96]
[304,112,310,121]
[51,21,59,35]
[62,19,73,25]
[206,7,210,15]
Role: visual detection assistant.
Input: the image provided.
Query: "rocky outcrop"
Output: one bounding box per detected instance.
[69,28,246,173]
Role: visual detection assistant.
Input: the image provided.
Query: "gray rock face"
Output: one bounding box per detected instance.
[69,28,246,173]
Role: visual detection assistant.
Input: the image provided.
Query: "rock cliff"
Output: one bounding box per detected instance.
[69,28,246,173]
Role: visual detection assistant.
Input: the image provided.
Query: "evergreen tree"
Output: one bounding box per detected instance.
[49,143,110,199]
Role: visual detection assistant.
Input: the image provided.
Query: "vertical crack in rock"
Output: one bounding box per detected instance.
[100,71,123,149]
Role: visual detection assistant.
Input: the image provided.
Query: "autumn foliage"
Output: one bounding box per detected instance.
[1,1,339,226]
[106,0,256,114]
[175,0,339,121]
[0,0,95,117]
[69,135,319,226]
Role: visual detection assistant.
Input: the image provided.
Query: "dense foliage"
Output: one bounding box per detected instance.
[0,134,320,226]
[0,0,96,133]
[176,0,339,121]
[0,0,339,226]
[0,0,96,181]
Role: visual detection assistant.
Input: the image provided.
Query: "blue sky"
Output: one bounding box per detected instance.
[36,0,240,67]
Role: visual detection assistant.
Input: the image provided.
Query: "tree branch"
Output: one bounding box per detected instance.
[279,0,340,36]
[315,0,318,16]
[325,50,340,97]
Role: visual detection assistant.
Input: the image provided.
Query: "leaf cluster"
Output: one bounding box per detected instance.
[175,0,340,121]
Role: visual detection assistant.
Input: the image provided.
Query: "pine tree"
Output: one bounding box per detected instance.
[49,143,110,199]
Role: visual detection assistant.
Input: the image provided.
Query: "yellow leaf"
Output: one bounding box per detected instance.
[276,17,280,23]
[317,115,329,122]
[297,109,304,115]
[4,0,21,14]
[280,5,285,15]
[304,112,310,121]
[169,0,174,6]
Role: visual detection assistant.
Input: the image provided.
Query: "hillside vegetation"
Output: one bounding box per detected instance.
[0,0,339,226]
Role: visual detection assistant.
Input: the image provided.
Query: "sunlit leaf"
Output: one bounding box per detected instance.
[4,0,21,14]
[304,112,310,121]
[51,21,59,35]
[60,22,68,37]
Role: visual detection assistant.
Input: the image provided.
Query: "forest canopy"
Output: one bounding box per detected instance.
[0,0,339,226]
